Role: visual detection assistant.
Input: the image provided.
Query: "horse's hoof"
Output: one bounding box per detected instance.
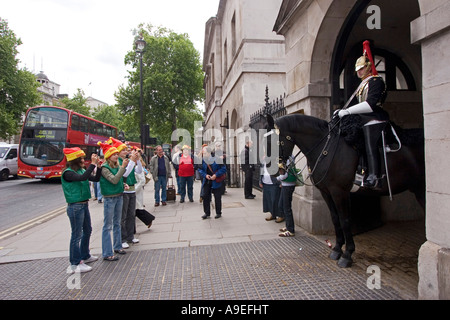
[337,256,353,268]
[329,249,342,261]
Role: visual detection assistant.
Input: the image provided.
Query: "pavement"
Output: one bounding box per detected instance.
[0,178,421,302]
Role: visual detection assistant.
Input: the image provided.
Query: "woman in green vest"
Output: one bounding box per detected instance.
[98,141,129,261]
[107,138,141,249]
[61,147,102,274]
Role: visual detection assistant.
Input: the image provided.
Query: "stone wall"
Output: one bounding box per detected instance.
[412,0,450,300]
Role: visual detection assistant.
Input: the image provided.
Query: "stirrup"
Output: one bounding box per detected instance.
[363,174,382,189]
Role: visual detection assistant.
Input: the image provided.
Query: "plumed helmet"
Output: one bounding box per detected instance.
[355,56,370,72]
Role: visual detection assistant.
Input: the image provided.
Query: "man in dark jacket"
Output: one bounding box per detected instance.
[241,140,256,199]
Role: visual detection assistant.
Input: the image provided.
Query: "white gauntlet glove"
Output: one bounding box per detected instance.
[338,101,372,118]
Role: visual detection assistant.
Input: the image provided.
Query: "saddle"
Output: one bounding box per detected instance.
[336,114,424,154]
[335,114,423,189]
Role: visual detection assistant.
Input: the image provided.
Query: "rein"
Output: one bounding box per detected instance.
[281,118,341,187]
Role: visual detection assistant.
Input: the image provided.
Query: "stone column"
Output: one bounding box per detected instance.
[411,0,450,300]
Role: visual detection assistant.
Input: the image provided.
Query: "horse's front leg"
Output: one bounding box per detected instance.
[320,191,345,260]
[332,191,354,268]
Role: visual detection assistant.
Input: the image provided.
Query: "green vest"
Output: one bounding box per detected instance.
[118,157,137,186]
[61,168,91,204]
[100,163,124,196]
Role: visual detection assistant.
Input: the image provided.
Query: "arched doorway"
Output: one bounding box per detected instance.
[330,0,423,130]
[325,0,423,224]
[311,0,425,296]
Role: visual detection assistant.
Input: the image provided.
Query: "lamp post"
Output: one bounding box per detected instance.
[135,36,146,150]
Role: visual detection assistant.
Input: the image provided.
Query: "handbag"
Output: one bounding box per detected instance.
[145,173,152,184]
[206,163,226,183]
[143,168,151,184]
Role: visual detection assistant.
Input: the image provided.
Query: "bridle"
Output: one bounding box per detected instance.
[275,119,341,187]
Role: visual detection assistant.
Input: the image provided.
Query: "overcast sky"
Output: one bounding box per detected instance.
[2,0,220,105]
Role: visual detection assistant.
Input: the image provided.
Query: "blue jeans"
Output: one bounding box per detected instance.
[179,176,194,201]
[67,202,92,266]
[278,186,295,233]
[176,173,181,193]
[102,195,123,257]
[154,175,167,202]
[95,181,103,201]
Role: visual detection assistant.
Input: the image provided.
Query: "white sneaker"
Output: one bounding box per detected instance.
[122,242,130,249]
[66,263,92,274]
[83,255,98,264]
[132,238,139,244]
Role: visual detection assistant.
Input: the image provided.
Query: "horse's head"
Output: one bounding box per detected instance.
[267,114,296,169]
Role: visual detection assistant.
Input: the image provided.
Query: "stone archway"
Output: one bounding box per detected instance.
[306,0,423,222]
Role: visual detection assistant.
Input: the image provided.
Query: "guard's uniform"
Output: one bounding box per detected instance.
[356,75,388,123]
[338,41,389,188]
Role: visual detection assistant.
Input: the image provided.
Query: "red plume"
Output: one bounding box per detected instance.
[363,40,378,75]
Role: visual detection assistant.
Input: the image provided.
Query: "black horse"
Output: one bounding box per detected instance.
[267,113,425,268]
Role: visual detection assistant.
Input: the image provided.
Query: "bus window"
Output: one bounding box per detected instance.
[89,120,96,134]
[107,126,116,138]
[95,122,102,135]
[20,140,65,167]
[71,114,79,131]
[80,117,88,132]
[25,107,68,128]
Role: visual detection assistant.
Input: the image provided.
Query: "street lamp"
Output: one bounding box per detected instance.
[135,36,146,150]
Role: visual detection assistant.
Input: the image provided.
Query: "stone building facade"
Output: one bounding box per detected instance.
[203,0,450,299]
[202,0,286,186]
[36,71,64,106]
[270,0,449,300]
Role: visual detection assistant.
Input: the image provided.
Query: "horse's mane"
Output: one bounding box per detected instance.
[275,114,329,133]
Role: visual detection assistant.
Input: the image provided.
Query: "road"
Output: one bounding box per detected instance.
[0,177,66,233]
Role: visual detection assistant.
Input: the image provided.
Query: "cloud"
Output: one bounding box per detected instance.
[2,0,220,105]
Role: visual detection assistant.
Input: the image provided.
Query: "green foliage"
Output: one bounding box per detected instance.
[92,104,123,129]
[115,24,204,145]
[59,88,91,116]
[0,18,42,139]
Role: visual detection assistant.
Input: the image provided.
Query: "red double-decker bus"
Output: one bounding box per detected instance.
[18,106,118,179]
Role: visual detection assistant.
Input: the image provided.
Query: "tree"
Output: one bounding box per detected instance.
[0,18,42,139]
[91,104,141,141]
[59,89,91,116]
[92,104,123,129]
[115,24,204,146]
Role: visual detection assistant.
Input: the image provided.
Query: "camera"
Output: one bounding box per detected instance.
[125,154,130,159]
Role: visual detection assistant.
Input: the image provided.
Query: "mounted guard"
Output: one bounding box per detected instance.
[335,40,388,188]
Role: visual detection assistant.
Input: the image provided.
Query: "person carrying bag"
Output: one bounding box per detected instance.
[198,146,226,219]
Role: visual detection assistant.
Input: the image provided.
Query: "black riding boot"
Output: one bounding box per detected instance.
[363,123,386,188]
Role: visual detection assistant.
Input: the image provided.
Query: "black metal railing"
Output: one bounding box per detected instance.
[249,86,286,190]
